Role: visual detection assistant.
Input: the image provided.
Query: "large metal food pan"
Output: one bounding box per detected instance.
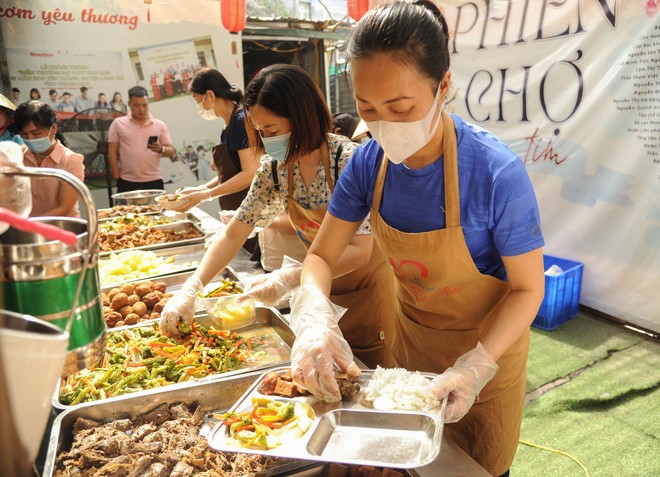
[111,189,165,205]
[98,242,207,288]
[52,306,296,412]
[43,370,315,477]
[207,367,446,469]
[100,264,239,294]
[99,220,206,258]
[98,211,198,224]
[103,267,243,331]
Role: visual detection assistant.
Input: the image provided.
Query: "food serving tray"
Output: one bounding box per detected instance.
[207,367,446,469]
[96,204,163,219]
[52,306,295,411]
[99,220,206,258]
[98,242,207,288]
[43,370,316,477]
[98,211,198,224]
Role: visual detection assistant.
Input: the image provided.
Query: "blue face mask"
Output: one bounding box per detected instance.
[260,132,290,162]
[24,129,55,154]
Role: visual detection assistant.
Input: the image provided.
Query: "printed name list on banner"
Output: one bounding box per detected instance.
[442,0,660,332]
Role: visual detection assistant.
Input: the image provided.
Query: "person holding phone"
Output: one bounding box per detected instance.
[108,86,176,193]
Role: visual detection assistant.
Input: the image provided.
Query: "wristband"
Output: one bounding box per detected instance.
[160,145,165,154]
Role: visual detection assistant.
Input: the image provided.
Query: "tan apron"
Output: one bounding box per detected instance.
[369,111,529,476]
[284,145,396,369]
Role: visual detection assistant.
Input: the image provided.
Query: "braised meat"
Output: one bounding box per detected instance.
[55,402,291,477]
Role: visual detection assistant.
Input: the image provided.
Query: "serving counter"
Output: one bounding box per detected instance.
[32,206,491,477]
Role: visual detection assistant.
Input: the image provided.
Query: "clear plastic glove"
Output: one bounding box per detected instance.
[176,185,207,195]
[289,285,356,402]
[172,189,213,212]
[430,342,499,423]
[238,256,302,306]
[159,275,203,337]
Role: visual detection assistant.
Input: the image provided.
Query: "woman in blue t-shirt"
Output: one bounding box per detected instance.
[289,2,545,477]
[174,67,261,213]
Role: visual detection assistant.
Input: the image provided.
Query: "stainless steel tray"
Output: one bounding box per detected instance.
[98,211,198,224]
[96,204,163,219]
[101,267,242,330]
[98,242,206,288]
[44,370,315,477]
[99,220,206,258]
[207,367,446,469]
[52,306,295,411]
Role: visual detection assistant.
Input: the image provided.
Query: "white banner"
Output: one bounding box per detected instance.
[440,1,659,332]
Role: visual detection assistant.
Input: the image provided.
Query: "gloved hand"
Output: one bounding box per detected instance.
[172,189,213,212]
[289,285,355,402]
[430,342,499,423]
[238,256,302,306]
[159,275,203,337]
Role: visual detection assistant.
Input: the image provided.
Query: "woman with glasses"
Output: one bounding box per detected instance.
[13,101,84,217]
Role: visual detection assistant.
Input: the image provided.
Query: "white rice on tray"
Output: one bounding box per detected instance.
[362,366,440,411]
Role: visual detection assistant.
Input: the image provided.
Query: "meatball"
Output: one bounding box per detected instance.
[110,293,129,311]
[152,282,167,294]
[142,292,161,309]
[124,313,140,325]
[120,283,135,295]
[118,305,134,318]
[135,284,152,298]
[132,301,148,316]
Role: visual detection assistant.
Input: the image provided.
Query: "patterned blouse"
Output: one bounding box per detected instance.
[235,134,370,234]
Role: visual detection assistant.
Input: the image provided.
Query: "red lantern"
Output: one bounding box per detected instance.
[348,0,369,21]
[221,0,246,34]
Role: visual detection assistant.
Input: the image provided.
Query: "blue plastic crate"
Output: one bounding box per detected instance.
[532,255,584,331]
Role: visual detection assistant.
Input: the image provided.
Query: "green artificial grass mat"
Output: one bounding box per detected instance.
[513,339,660,477]
[526,313,645,392]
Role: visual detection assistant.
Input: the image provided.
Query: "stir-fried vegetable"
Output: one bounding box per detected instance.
[59,322,265,405]
[217,397,314,450]
[200,278,243,298]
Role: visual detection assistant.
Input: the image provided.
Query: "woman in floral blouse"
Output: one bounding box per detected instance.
[160,64,396,370]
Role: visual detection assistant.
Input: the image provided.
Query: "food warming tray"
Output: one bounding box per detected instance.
[99,220,206,258]
[207,367,447,469]
[43,370,317,477]
[98,242,207,287]
[52,306,295,411]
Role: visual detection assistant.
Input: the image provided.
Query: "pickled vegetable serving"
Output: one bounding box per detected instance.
[200,278,244,298]
[59,322,265,405]
[217,397,314,450]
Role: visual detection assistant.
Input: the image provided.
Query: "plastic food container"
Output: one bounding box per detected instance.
[199,293,256,330]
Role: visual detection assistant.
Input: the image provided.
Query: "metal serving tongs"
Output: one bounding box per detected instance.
[0,165,98,337]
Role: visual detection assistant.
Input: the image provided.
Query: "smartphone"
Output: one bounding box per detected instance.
[147,135,158,146]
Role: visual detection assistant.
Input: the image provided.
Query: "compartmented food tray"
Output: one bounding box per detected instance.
[43,370,317,477]
[52,306,296,411]
[207,367,446,469]
[99,220,206,258]
[101,265,239,294]
[98,242,207,288]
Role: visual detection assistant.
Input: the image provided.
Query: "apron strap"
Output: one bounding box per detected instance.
[371,152,389,210]
[442,111,460,228]
[271,159,280,192]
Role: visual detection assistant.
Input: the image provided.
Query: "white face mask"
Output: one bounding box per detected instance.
[365,85,442,164]
[196,94,218,121]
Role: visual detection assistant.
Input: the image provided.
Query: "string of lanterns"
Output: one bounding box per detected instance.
[145,0,374,33]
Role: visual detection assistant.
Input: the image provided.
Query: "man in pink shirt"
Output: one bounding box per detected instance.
[108,86,175,193]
